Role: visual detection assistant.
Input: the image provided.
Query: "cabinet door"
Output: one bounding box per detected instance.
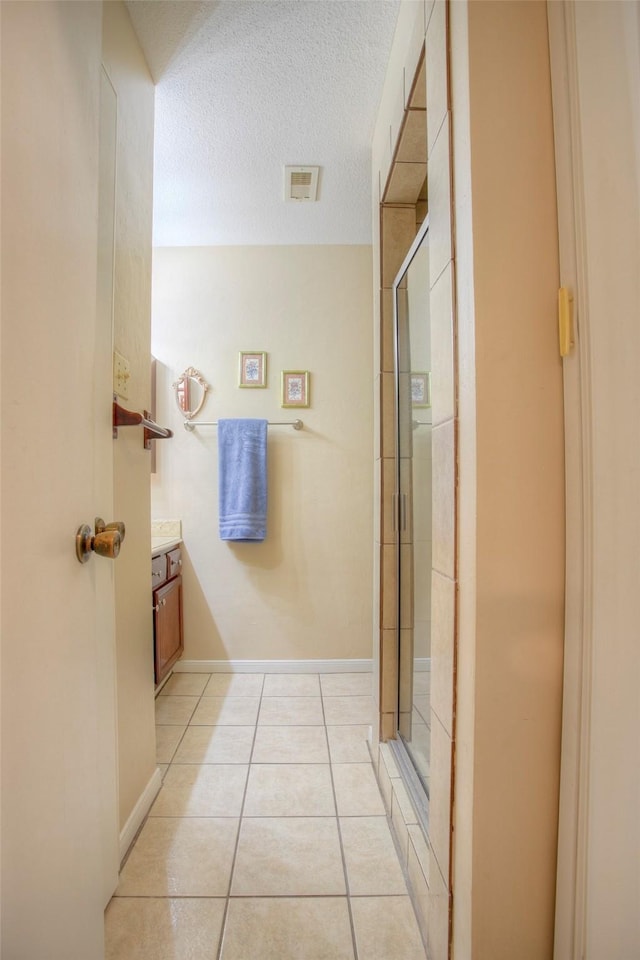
[153,575,183,685]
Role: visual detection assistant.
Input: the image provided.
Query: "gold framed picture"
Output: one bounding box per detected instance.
[239,351,267,388]
[411,371,431,408]
[281,370,310,408]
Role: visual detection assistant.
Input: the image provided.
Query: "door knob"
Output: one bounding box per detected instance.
[75,518,125,563]
[95,518,126,542]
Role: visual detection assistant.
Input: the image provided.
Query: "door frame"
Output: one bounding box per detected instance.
[547,3,592,956]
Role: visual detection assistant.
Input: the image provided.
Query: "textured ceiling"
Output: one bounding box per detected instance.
[125,0,400,246]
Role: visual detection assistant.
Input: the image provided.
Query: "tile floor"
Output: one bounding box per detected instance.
[105,671,429,960]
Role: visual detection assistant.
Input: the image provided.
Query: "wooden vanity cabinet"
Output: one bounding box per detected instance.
[153,545,184,686]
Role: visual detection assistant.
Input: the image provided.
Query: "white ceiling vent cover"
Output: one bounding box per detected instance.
[284,165,320,202]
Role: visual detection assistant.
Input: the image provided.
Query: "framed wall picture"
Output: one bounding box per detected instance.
[411,371,431,408]
[239,351,267,388]
[281,370,310,408]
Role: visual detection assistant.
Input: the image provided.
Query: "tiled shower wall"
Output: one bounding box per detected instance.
[371,2,455,958]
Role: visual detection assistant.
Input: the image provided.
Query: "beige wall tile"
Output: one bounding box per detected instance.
[400,543,414,629]
[381,711,396,741]
[407,830,430,942]
[381,288,395,373]
[390,74,407,167]
[408,54,427,111]
[381,544,398,630]
[382,457,396,544]
[381,371,396,459]
[429,712,452,884]
[399,627,414,714]
[374,459,383,544]
[431,571,455,736]
[381,628,399,715]
[427,849,450,960]
[432,419,455,578]
[385,162,428,204]
[408,824,430,885]
[427,113,453,288]
[374,372,382,461]
[377,748,393,813]
[426,0,449,156]
[391,788,410,866]
[430,260,455,427]
[424,0,436,35]
[404,9,426,110]
[379,741,400,779]
[381,206,417,288]
[396,108,427,164]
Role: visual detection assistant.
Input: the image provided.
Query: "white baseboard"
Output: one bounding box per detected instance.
[119,767,162,863]
[173,658,373,674]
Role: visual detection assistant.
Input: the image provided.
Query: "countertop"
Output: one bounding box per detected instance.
[151,536,182,557]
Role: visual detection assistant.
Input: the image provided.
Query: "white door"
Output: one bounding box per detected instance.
[1,3,119,956]
[549,3,640,957]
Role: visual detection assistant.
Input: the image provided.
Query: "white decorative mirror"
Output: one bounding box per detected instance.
[173,367,209,420]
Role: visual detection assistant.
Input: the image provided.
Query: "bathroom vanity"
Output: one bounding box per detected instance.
[151,536,183,685]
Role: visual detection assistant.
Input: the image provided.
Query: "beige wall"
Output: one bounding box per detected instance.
[151,245,373,662]
[102,2,157,831]
[451,1,564,957]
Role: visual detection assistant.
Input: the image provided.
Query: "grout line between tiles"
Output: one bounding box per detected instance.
[321,683,359,960]
[215,672,266,960]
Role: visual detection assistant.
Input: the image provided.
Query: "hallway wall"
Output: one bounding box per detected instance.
[451,1,564,956]
[151,245,373,663]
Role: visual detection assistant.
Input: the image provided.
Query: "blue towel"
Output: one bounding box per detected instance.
[218,418,268,541]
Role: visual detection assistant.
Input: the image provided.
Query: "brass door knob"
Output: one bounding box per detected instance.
[95,518,126,542]
[76,520,125,563]
[93,530,121,559]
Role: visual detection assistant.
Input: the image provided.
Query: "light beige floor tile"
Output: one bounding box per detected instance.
[263,673,321,697]
[327,725,371,763]
[105,897,225,960]
[155,725,186,763]
[150,764,248,817]
[323,696,374,725]
[321,673,373,697]
[159,673,209,697]
[350,896,427,960]
[204,673,264,697]
[258,696,324,726]
[220,898,354,960]
[251,725,329,763]
[116,817,238,897]
[155,695,199,726]
[158,764,169,780]
[231,817,346,896]
[191,696,260,726]
[244,764,335,817]
[173,725,254,764]
[340,817,408,895]
[332,763,385,816]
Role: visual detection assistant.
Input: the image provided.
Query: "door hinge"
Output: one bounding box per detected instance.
[558,287,574,357]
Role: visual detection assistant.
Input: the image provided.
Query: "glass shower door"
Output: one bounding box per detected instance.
[394,220,432,806]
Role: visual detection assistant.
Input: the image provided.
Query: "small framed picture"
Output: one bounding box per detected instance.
[411,371,431,408]
[281,370,310,408]
[239,351,267,388]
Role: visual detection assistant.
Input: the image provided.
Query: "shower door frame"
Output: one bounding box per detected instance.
[390,216,431,835]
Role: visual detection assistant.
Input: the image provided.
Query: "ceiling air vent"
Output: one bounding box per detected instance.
[284,165,320,202]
